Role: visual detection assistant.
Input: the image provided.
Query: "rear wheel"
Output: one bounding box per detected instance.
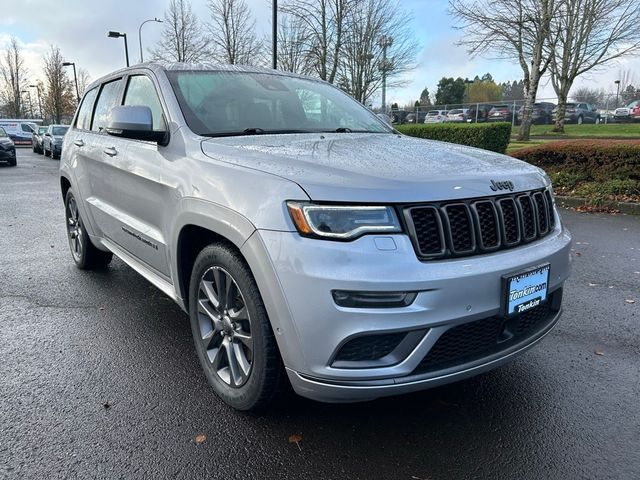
[64,189,113,270]
[188,243,283,410]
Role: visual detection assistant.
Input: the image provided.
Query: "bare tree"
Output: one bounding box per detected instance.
[449,0,558,141]
[282,0,350,83]
[277,14,311,74]
[338,0,416,104]
[76,68,92,97]
[43,46,76,123]
[549,0,640,132]
[207,0,262,65]
[571,86,605,107]
[150,0,209,63]
[0,37,28,118]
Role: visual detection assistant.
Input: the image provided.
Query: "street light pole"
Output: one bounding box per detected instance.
[108,31,130,67]
[138,18,162,63]
[29,84,43,119]
[378,36,393,114]
[62,62,80,103]
[614,80,621,109]
[272,0,278,69]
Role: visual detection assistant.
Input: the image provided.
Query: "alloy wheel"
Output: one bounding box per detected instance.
[197,266,254,388]
[66,196,83,261]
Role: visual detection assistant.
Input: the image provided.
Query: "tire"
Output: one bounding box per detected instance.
[188,243,284,411]
[44,144,50,157]
[64,189,113,270]
[577,115,583,125]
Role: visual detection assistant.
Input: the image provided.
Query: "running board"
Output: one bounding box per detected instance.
[101,238,178,302]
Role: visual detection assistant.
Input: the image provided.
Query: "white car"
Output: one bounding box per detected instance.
[424,110,448,123]
[445,109,469,123]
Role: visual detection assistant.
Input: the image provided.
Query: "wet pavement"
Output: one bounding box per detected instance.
[1,149,639,479]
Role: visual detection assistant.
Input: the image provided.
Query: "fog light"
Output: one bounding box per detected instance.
[332,290,418,308]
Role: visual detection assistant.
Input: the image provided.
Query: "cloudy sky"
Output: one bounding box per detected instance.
[1,0,639,106]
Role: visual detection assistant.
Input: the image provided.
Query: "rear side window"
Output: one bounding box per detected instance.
[21,123,33,132]
[76,87,98,130]
[123,75,166,131]
[91,79,123,132]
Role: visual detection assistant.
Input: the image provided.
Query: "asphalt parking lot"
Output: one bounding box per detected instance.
[1,148,639,479]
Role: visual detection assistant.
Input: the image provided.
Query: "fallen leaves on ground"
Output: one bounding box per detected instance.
[195,434,207,445]
[103,401,112,409]
[594,349,605,356]
[625,299,636,304]
[588,282,598,287]
[288,434,302,451]
[575,252,582,257]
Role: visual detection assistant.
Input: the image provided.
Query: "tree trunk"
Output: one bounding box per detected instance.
[517,70,541,141]
[553,88,569,133]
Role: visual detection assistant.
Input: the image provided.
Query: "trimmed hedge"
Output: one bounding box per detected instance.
[396,122,512,154]
[511,140,640,182]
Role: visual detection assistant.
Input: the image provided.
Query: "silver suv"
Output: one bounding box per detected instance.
[60,64,572,410]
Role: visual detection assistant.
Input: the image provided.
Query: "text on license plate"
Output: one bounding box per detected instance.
[506,265,550,315]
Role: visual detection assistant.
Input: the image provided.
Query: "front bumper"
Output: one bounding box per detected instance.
[242,221,572,402]
[0,148,16,161]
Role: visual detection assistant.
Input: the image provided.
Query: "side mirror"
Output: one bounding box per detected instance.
[106,105,167,143]
[45,132,51,136]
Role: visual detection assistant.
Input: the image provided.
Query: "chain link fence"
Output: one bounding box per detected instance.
[388,93,640,126]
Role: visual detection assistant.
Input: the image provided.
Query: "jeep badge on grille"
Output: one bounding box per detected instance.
[490,180,515,191]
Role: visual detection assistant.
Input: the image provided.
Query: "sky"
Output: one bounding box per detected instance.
[1,0,639,107]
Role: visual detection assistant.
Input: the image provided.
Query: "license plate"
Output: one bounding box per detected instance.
[503,264,550,316]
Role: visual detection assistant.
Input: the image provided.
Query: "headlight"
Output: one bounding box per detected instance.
[287,202,401,240]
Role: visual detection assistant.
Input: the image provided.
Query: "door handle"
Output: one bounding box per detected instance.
[74,139,84,147]
[103,147,118,157]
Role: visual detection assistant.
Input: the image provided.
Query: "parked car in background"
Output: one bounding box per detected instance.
[43,124,70,159]
[445,108,469,123]
[0,127,17,166]
[466,104,493,123]
[613,100,640,122]
[488,104,518,123]
[424,110,448,123]
[390,110,409,124]
[554,103,600,124]
[32,126,47,154]
[0,119,37,145]
[405,111,428,124]
[517,102,555,124]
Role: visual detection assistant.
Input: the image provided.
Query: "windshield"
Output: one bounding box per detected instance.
[52,126,69,136]
[167,70,392,137]
[0,127,6,137]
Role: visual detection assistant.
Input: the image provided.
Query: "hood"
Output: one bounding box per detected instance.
[201,133,548,203]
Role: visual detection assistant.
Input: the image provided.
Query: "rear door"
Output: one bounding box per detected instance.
[91,72,171,277]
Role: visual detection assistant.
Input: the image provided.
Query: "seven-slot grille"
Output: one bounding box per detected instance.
[404,189,556,260]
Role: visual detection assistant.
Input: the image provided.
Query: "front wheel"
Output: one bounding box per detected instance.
[188,244,283,410]
[64,189,113,269]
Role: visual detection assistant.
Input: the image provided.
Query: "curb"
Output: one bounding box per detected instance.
[556,196,640,215]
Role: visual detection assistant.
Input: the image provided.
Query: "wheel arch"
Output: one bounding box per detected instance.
[60,175,72,201]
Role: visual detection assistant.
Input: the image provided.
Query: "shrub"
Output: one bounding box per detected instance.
[511,140,640,182]
[396,122,512,154]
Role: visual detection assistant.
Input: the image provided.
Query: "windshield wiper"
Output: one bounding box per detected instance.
[334,127,353,133]
[202,129,313,138]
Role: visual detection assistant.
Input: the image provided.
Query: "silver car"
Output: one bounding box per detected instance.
[60,63,572,410]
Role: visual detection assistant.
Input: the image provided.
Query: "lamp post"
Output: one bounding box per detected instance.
[108,31,129,67]
[138,18,162,63]
[272,0,278,69]
[614,79,621,109]
[378,35,394,115]
[62,62,80,103]
[21,90,34,118]
[29,84,43,119]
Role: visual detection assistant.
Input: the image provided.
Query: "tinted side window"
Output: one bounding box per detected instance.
[91,79,123,132]
[76,87,98,130]
[21,123,33,132]
[123,75,166,131]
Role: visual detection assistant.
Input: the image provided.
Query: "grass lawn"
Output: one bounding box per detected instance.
[525,123,640,138]
[508,123,640,154]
